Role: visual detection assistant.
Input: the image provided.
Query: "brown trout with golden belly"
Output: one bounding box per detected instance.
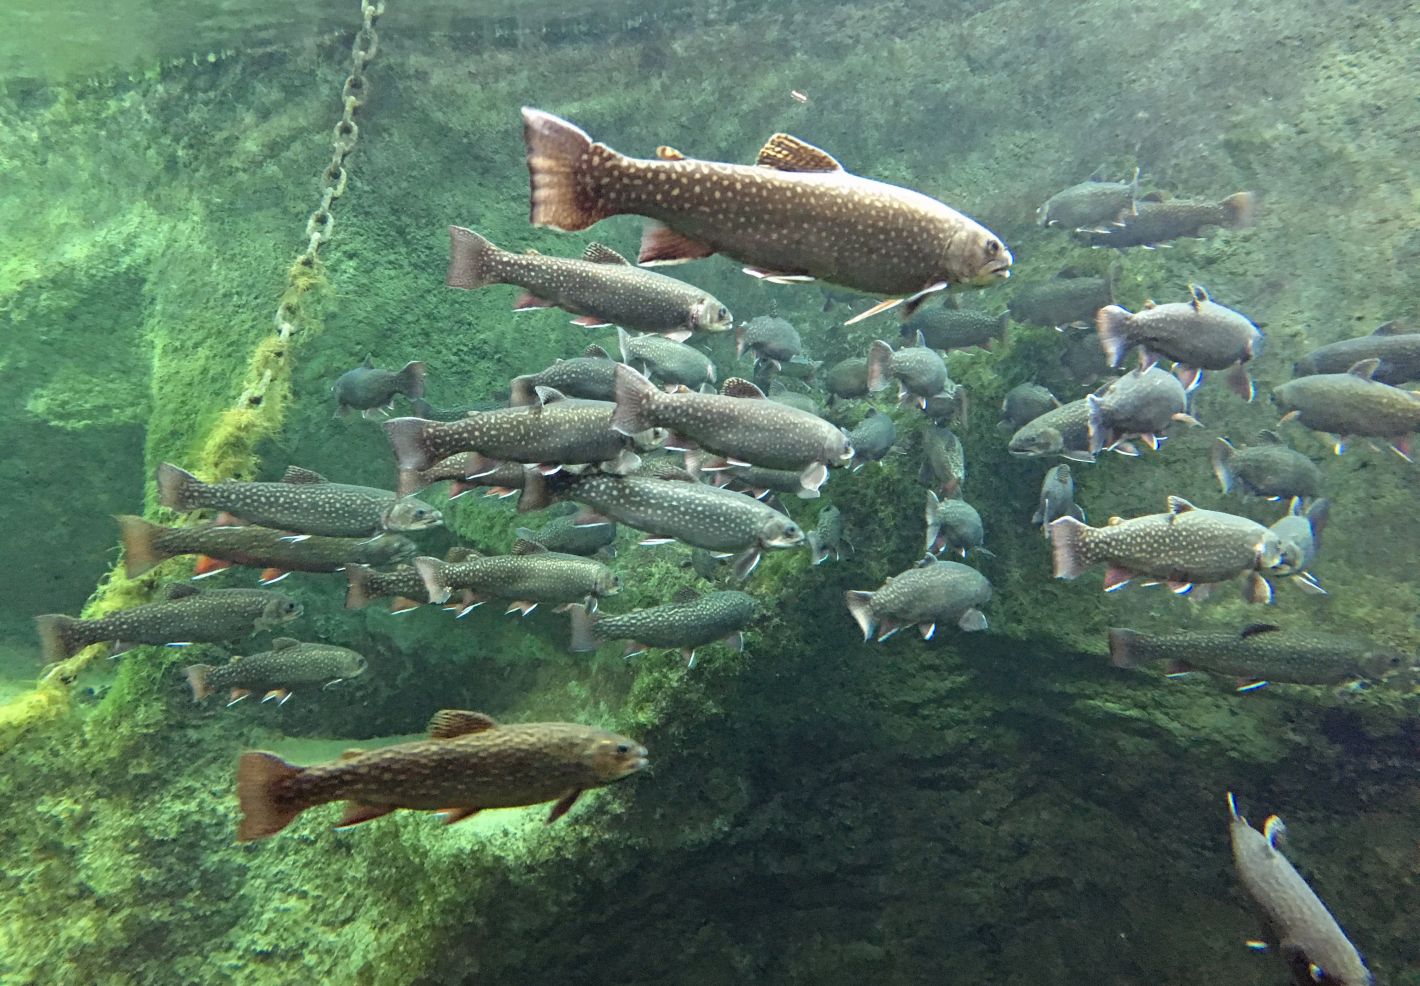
[236,709,648,841]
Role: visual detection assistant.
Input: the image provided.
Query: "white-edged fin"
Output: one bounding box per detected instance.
[1236,680,1269,692]
[844,297,904,325]
[957,608,988,632]
[278,534,313,543]
[843,590,876,641]
[731,548,761,580]
[1263,814,1287,848]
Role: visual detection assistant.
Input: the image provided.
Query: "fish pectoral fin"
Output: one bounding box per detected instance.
[547,789,583,824]
[335,802,396,828]
[439,806,482,825]
[754,133,843,172]
[638,223,715,266]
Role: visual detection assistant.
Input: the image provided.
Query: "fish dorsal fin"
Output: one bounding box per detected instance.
[534,386,569,405]
[916,554,939,568]
[755,133,843,173]
[1054,266,1081,279]
[583,242,631,266]
[584,344,610,359]
[672,586,700,604]
[768,380,788,395]
[511,537,549,556]
[1166,495,1196,516]
[721,378,766,399]
[1188,283,1210,307]
[656,145,686,161]
[339,748,365,761]
[1347,358,1381,379]
[1372,320,1408,337]
[428,709,499,739]
[165,583,202,600]
[1142,299,1157,310]
[445,545,480,562]
[270,637,300,651]
[361,354,374,368]
[1255,429,1283,445]
[1140,190,1167,203]
[1239,623,1281,640]
[283,465,328,485]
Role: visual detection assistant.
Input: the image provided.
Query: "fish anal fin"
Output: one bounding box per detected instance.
[335,802,395,828]
[755,133,843,172]
[638,224,715,266]
[440,806,482,825]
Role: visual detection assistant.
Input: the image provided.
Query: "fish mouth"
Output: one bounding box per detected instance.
[986,261,1013,278]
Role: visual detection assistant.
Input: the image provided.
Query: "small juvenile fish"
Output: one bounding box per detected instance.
[848,409,897,470]
[824,357,870,400]
[515,514,618,557]
[901,300,1010,352]
[1111,624,1402,689]
[521,108,1012,321]
[1293,320,1420,385]
[998,383,1058,432]
[509,345,618,406]
[1007,270,1113,328]
[807,503,851,565]
[116,515,416,583]
[157,464,441,538]
[446,227,731,340]
[919,423,966,496]
[618,327,715,388]
[1076,191,1255,248]
[1032,464,1085,535]
[736,316,802,370]
[1273,358,1420,459]
[1096,284,1264,399]
[36,585,301,663]
[1269,498,1330,594]
[186,638,367,706]
[415,541,620,616]
[867,332,950,409]
[1227,792,1376,986]
[1087,366,1200,455]
[569,588,756,666]
[1008,399,1095,462]
[344,547,480,612]
[845,556,991,640]
[924,491,988,558]
[1050,495,1283,602]
[1037,168,1139,230]
[1212,432,1323,500]
[333,356,427,418]
[236,709,648,841]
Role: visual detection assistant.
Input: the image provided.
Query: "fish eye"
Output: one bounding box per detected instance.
[718,307,729,320]
[615,743,630,754]
[985,239,1001,257]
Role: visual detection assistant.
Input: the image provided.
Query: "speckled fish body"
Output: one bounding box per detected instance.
[236,711,648,841]
[1087,366,1194,453]
[924,492,986,557]
[1007,274,1112,328]
[1050,495,1283,597]
[116,516,416,580]
[1037,172,1138,230]
[765,385,824,418]
[1008,399,1095,462]
[807,504,850,564]
[999,383,1058,431]
[1110,624,1400,686]
[415,546,619,610]
[736,316,801,365]
[1212,434,1322,500]
[446,227,731,338]
[919,423,966,496]
[36,586,301,663]
[157,464,441,538]
[186,639,367,704]
[1032,465,1085,533]
[848,409,897,469]
[902,304,1009,352]
[845,557,991,640]
[1076,192,1254,248]
[824,357,869,400]
[1227,793,1374,986]
[333,358,426,415]
[1293,323,1420,384]
[708,463,810,499]
[515,515,618,556]
[571,590,756,659]
[1096,285,1263,386]
[867,337,949,406]
[344,563,432,610]
[521,108,1012,299]
[402,456,530,499]
[509,346,620,406]
[1273,362,1420,446]
[618,328,716,387]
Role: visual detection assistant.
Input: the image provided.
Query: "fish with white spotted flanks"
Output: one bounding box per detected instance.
[845,556,991,640]
[446,227,731,341]
[569,588,756,667]
[520,469,803,579]
[1097,284,1264,399]
[1269,498,1330,594]
[611,364,851,495]
[617,327,715,388]
[399,456,530,499]
[516,514,617,558]
[343,547,480,613]
[848,409,897,470]
[414,541,620,617]
[924,491,989,558]
[1273,358,1420,459]
[867,331,950,409]
[1212,432,1323,501]
[691,456,813,501]
[918,422,965,497]
[807,504,851,565]
[35,585,301,664]
[1008,399,1095,462]
[1032,464,1085,535]
[737,315,801,369]
[1227,792,1375,986]
[157,464,441,538]
[1110,623,1402,689]
[1037,169,1139,230]
[186,638,367,706]
[901,299,1010,352]
[332,357,426,419]
[520,108,1011,322]
[384,392,651,492]
[236,709,648,841]
[1086,366,1200,455]
[1076,191,1254,248]
[510,344,619,406]
[998,383,1058,432]
[1050,495,1284,602]
[1293,320,1420,385]
[116,515,416,583]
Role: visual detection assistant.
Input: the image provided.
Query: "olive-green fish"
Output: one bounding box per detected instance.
[1076,191,1255,248]
[414,541,620,617]
[1293,320,1420,385]
[1007,269,1113,328]
[1008,399,1095,462]
[235,709,648,841]
[867,332,950,408]
[447,227,732,341]
[399,456,529,499]
[515,514,618,558]
[521,108,1011,321]
[157,464,441,538]
[736,316,801,367]
[1211,432,1322,500]
[36,585,301,664]
[116,515,416,583]
[845,556,991,640]
[569,588,756,666]
[824,357,869,400]
[901,300,1010,352]
[509,344,618,406]
[186,638,368,706]
[1273,358,1420,459]
[332,356,426,418]
[618,327,716,388]
[1037,168,1139,230]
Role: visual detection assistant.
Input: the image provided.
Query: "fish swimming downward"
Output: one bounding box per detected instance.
[235,710,648,841]
[520,108,1011,322]
[1032,464,1085,535]
[807,503,851,565]
[186,639,367,706]
[568,588,757,667]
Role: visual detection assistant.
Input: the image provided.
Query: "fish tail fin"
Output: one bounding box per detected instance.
[843,590,877,641]
[1048,516,1092,579]
[115,514,167,578]
[156,462,204,511]
[383,417,437,472]
[521,108,614,231]
[344,564,375,609]
[1084,393,1108,455]
[1210,438,1236,493]
[1107,628,1139,668]
[865,340,893,392]
[807,532,829,566]
[922,491,942,555]
[395,360,427,400]
[34,614,86,664]
[1221,191,1256,229]
[1094,306,1132,368]
[413,556,452,605]
[1306,497,1331,543]
[568,604,601,653]
[236,751,305,842]
[445,226,506,290]
[610,363,660,435]
[184,664,215,702]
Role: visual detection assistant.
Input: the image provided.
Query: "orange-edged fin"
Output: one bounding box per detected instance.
[389,596,422,613]
[335,802,395,829]
[260,689,291,705]
[214,513,245,527]
[844,297,904,326]
[439,806,482,825]
[227,688,252,706]
[512,291,555,311]
[192,555,233,577]
[638,223,714,266]
[571,315,613,328]
[235,751,304,842]
[547,788,583,824]
[258,568,290,585]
